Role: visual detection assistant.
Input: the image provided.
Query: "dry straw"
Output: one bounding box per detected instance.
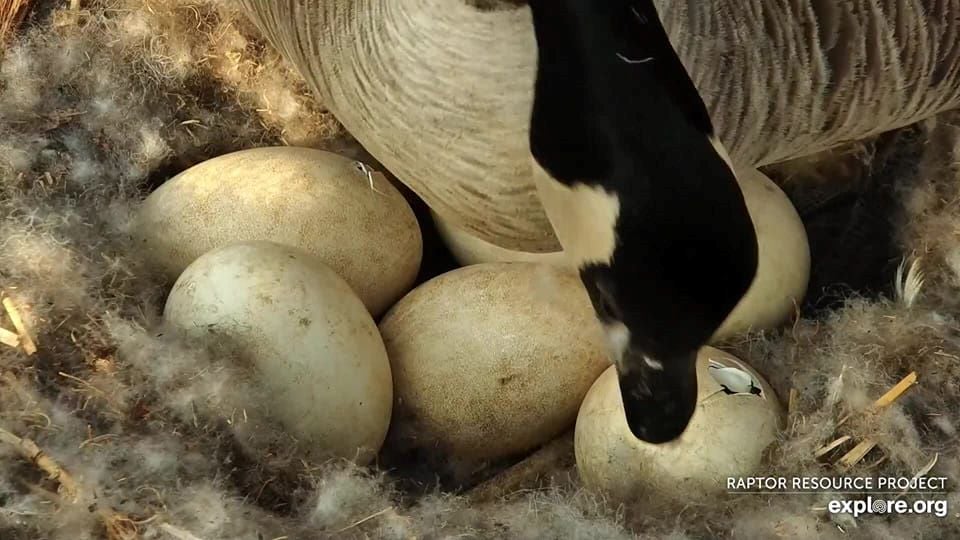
[0,0,31,44]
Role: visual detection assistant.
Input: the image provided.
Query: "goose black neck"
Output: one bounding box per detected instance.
[528,0,725,193]
[527,0,759,350]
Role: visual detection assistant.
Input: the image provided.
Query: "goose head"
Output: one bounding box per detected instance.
[527,0,759,443]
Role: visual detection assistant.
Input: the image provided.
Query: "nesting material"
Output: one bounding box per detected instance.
[162,240,393,465]
[712,168,811,341]
[575,346,783,503]
[0,0,31,43]
[0,326,18,348]
[466,431,575,503]
[0,425,80,504]
[378,262,610,462]
[0,422,147,540]
[816,371,919,471]
[135,146,423,316]
[431,209,568,267]
[2,295,36,355]
[3,1,960,538]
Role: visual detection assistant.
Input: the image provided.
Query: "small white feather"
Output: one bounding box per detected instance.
[643,355,663,370]
[894,255,924,308]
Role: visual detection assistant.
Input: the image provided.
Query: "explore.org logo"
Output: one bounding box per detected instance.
[727,474,952,519]
[828,496,948,518]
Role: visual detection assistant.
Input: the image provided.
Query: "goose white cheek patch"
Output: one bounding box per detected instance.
[602,320,631,371]
[601,322,663,373]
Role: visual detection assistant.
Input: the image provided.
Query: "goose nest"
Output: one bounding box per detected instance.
[1,1,959,539]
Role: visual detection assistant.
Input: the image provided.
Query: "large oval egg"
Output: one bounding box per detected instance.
[574,346,783,503]
[378,262,610,462]
[713,168,810,340]
[135,146,423,317]
[162,240,393,465]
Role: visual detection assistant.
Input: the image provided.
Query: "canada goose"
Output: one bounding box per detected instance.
[236,1,960,442]
[238,0,960,253]
[527,0,757,443]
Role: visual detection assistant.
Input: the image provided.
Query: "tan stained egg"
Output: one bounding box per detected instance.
[378,262,611,462]
[135,146,422,317]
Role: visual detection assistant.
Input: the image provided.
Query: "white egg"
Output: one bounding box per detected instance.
[574,346,784,502]
[135,146,423,316]
[162,240,393,465]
